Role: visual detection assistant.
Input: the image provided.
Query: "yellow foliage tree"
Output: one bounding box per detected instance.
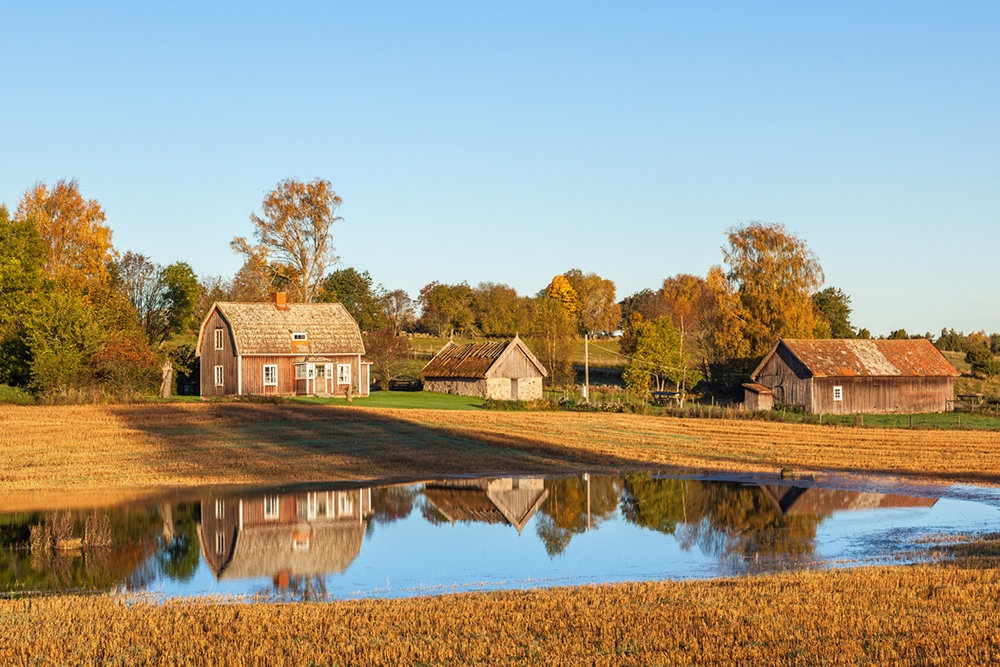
[545,274,579,318]
[15,179,116,291]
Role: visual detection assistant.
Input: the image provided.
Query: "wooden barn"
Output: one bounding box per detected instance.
[422,335,547,401]
[749,338,958,414]
[196,292,370,398]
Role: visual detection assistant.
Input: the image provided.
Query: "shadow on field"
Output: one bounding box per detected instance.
[109,403,658,483]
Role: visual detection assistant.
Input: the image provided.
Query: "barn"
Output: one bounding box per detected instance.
[422,335,547,401]
[196,292,370,398]
[749,338,958,414]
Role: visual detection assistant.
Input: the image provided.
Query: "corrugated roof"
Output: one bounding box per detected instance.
[754,339,958,379]
[422,336,547,379]
[198,301,365,356]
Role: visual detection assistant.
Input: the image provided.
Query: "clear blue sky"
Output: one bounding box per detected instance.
[2,2,997,336]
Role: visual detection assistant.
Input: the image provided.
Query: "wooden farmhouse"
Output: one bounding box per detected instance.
[422,336,547,401]
[748,338,959,414]
[196,292,370,398]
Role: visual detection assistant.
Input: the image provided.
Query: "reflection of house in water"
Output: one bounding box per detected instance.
[197,488,373,583]
[423,478,549,533]
[759,485,938,517]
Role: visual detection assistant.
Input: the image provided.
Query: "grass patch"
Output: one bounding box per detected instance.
[0,384,35,405]
[291,390,484,410]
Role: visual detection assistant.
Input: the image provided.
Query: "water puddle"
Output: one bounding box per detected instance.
[3,473,999,601]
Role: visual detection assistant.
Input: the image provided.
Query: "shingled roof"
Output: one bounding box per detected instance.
[197,301,365,356]
[752,338,958,379]
[422,336,547,379]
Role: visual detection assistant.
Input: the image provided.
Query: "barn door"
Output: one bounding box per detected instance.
[510,378,519,401]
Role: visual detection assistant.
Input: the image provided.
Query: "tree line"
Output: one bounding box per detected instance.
[2,177,997,402]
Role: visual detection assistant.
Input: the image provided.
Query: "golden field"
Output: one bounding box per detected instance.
[2,557,1000,666]
[2,402,1000,510]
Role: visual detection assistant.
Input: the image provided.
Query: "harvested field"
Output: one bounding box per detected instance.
[3,403,1000,510]
[2,558,1000,665]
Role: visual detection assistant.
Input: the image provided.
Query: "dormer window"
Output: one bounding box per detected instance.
[291,332,308,341]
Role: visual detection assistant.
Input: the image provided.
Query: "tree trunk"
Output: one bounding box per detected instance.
[159,360,173,399]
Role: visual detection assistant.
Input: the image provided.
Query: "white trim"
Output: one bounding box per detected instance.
[337,363,351,385]
[237,355,243,396]
[833,385,843,402]
[213,327,224,351]
[263,364,278,387]
[214,365,224,387]
[264,495,280,521]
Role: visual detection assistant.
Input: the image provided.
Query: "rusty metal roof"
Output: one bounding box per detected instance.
[196,301,365,356]
[753,339,959,379]
[742,382,774,394]
[422,336,547,379]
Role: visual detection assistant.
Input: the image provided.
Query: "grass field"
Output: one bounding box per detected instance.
[3,552,1000,665]
[293,390,484,410]
[4,403,1000,511]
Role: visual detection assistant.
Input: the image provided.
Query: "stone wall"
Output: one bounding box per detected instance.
[423,379,487,397]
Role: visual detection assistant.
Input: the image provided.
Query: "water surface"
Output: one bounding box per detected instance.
[3,472,997,601]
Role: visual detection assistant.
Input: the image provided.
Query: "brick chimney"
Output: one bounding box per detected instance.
[270,292,289,310]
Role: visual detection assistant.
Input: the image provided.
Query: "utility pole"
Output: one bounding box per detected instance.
[583,333,590,402]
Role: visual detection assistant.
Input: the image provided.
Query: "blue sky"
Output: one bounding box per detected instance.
[2,2,997,335]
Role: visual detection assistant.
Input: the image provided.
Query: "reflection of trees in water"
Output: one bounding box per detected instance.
[0,506,167,593]
[156,503,200,583]
[264,574,329,602]
[621,475,822,565]
[535,476,621,557]
[371,485,418,525]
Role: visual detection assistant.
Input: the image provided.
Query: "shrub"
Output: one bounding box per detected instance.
[0,384,35,405]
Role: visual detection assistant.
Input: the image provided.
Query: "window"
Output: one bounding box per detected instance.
[833,386,843,402]
[291,332,308,341]
[215,532,225,555]
[263,364,278,387]
[337,364,351,385]
[215,499,225,519]
[214,328,224,350]
[338,492,353,516]
[264,495,280,521]
[214,365,224,387]
[315,364,326,379]
[295,365,306,380]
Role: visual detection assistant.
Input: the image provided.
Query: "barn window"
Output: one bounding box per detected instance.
[337,364,351,385]
[833,386,843,402]
[215,532,225,555]
[215,498,225,519]
[214,365,224,387]
[264,495,280,521]
[263,365,278,386]
[291,332,308,341]
[213,328,224,350]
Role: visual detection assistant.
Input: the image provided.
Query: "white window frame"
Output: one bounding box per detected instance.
[291,331,308,341]
[337,364,351,385]
[264,495,280,521]
[338,492,353,516]
[215,532,225,555]
[214,365,224,387]
[215,499,225,519]
[833,385,843,402]
[214,328,224,350]
[295,365,307,380]
[263,364,278,387]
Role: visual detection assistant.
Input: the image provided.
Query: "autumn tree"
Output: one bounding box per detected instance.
[562,269,620,335]
[716,221,824,358]
[622,316,702,396]
[658,274,716,372]
[473,282,530,336]
[545,274,579,318]
[812,287,855,339]
[620,288,668,326]
[417,282,476,336]
[15,179,115,291]
[363,327,413,390]
[381,289,416,334]
[527,295,577,387]
[232,178,343,302]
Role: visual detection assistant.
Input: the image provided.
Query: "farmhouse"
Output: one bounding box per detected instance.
[748,338,958,414]
[422,335,547,401]
[196,292,370,398]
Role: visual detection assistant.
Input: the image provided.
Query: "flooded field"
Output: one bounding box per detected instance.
[3,472,999,601]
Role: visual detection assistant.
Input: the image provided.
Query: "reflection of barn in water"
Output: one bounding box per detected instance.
[423,478,549,533]
[759,485,938,517]
[197,488,373,582]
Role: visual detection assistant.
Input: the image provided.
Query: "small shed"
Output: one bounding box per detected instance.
[422,335,547,401]
[742,383,774,411]
[750,338,959,414]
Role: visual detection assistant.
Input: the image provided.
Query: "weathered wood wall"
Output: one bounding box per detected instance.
[199,309,238,397]
[753,345,812,408]
[812,376,954,414]
[487,349,543,380]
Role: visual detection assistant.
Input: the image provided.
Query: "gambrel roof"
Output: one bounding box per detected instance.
[752,338,959,380]
[421,335,547,379]
[196,301,365,356]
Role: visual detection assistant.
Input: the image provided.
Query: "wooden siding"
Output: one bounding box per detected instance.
[486,347,544,380]
[199,309,239,397]
[812,376,954,414]
[240,356,296,396]
[754,345,812,408]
